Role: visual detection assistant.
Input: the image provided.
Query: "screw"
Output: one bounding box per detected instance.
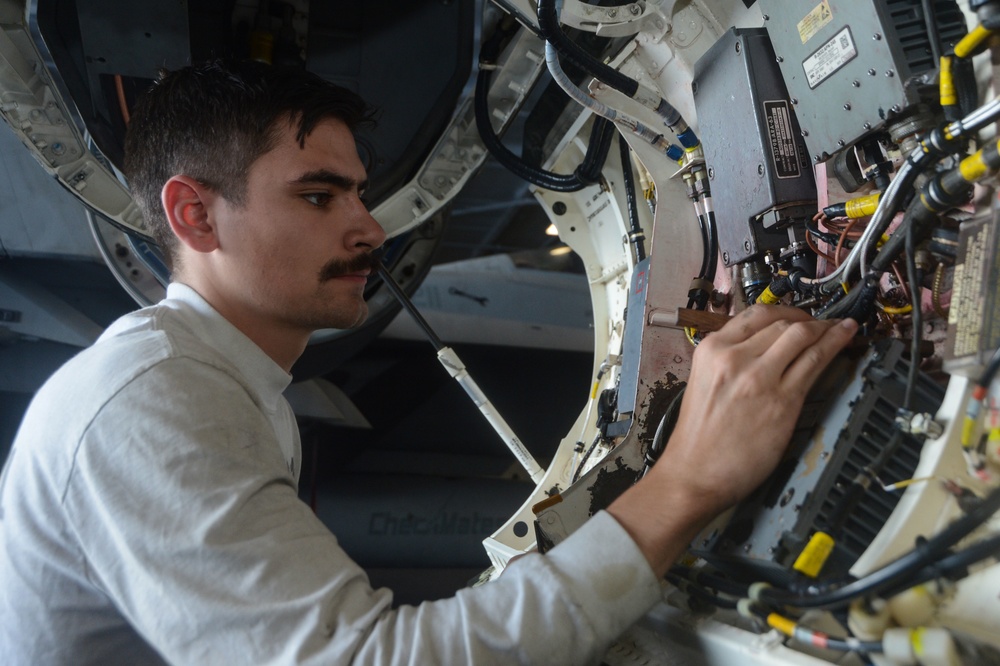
[630,4,640,15]
[873,32,882,40]
[891,104,901,113]
[801,129,809,136]
[735,42,741,54]
[790,97,798,104]
[744,239,752,252]
[757,163,765,175]
[776,55,783,62]
[864,122,872,130]
[552,201,567,215]
[852,80,860,87]
[607,8,618,18]
[762,13,769,20]
[886,70,895,77]
[814,154,821,162]
[744,543,753,553]
[844,103,851,110]
[868,68,877,76]
[722,251,730,263]
[838,139,846,146]
[708,167,715,180]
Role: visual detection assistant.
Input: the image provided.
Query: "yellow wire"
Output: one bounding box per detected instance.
[882,304,913,315]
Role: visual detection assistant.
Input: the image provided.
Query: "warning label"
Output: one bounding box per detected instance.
[763,100,800,179]
[802,26,857,89]
[797,0,833,44]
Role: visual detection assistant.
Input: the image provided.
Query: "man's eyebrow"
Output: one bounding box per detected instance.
[290,169,368,192]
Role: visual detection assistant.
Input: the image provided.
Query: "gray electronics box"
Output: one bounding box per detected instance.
[756,0,967,161]
[693,27,815,266]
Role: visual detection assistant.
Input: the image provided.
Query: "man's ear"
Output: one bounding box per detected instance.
[161,175,220,254]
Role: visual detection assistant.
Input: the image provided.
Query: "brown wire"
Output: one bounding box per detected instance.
[114,74,130,126]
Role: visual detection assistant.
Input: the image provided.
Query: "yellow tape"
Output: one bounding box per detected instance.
[955,24,992,59]
[940,56,957,106]
[960,150,989,183]
[590,380,599,400]
[911,627,926,656]
[962,416,977,448]
[767,613,797,637]
[844,192,881,218]
[793,531,835,578]
[757,286,782,305]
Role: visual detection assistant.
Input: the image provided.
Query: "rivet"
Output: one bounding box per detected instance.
[873,33,882,40]
[844,103,851,111]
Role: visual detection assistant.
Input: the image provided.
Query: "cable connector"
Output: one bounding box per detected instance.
[896,409,945,439]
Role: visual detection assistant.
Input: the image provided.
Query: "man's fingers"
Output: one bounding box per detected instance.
[780,318,859,390]
[711,304,812,345]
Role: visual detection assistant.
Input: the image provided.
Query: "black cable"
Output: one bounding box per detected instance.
[759,483,1000,610]
[879,532,1000,600]
[979,344,1000,388]
[572,434,602,483]
[904,220,923,410]
[475,67,617,191]
[704,209,718,282]
[618,134,646,262]
[922,0,943,64]
[536,0,638,97]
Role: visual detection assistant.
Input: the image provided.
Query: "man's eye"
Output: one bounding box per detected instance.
[303,192,332,207]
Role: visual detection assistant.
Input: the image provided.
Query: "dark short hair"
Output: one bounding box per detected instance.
[123,59,376,270]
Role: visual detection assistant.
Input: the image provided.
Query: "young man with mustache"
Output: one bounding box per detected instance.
[0,59,857,664]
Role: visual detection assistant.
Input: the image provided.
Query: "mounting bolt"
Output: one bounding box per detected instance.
[629,4,640,15]
[607,8,618,18]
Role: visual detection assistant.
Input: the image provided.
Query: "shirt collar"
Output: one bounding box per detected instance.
[164,282,293,411]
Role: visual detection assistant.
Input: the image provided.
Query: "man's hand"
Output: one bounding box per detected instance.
[608,305,859,576]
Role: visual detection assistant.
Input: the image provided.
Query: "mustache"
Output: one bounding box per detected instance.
[318,249,383,282]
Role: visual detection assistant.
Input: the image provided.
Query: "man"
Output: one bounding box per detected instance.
[0,59,858,664]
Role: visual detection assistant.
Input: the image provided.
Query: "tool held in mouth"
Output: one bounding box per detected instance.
[374,260,546,484]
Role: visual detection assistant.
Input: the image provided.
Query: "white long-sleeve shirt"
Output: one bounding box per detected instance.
[0,282,661,665]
